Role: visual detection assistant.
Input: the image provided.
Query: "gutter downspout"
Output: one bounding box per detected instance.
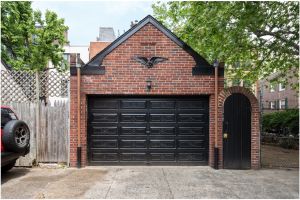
[213,60,219,169]
[76,62,81,168]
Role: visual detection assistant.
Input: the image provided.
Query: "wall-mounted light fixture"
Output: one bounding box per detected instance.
[146,78,152,92]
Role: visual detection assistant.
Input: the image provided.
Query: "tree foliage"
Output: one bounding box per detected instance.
[152,1,299,88]
[262,109,299,135]
[1,1,68,71]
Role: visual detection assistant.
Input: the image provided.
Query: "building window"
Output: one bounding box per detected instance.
[270,101,276,109]
[63,53,70,62]
[279,83,285,91]
[270,83,275,92]
[279,99,286,109]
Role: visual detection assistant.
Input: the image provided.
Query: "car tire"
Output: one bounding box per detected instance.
[3,120,30,153]
[1,160,16,172]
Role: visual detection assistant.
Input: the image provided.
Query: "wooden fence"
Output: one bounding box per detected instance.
[3,101,69,166]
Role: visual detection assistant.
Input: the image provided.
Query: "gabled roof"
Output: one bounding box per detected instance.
[71,15,223,76]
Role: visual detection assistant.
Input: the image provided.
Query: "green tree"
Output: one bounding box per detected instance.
[152,1,299,89]
[1,1,68,71]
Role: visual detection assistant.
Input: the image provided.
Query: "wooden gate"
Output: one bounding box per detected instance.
[223,93,251,169]
[38,101,69,163]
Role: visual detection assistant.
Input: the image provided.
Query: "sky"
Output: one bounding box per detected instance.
[32,1,155,45]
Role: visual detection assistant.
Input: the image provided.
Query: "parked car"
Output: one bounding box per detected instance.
[1,106,30,172]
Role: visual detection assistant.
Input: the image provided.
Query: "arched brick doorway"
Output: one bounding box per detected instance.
[218,86,260,169]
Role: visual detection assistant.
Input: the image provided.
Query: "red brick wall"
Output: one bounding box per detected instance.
[70,23,224,167]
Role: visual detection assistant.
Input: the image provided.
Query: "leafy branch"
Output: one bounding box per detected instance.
[1,1,69,72]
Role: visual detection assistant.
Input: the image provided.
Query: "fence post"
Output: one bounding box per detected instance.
[35,71,40,163]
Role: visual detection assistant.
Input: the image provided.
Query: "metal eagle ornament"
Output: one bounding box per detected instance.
[132,56,168,68]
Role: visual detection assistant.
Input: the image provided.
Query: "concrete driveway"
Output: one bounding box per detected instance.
[1,166,299,199]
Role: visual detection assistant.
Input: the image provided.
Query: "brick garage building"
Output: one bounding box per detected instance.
[70,15,260,169]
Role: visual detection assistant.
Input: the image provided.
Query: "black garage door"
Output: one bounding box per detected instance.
[87,96,209,165]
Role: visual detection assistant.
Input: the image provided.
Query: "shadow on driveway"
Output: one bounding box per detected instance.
[1,167,30,184]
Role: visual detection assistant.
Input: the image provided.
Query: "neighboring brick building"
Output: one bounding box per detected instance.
[260,72,298,112]
[89,27,116,60]
[89,41,111,60]
[70,15,260,169]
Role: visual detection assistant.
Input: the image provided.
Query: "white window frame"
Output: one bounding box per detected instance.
[279,99,286,109]
[270,101,276,109]
[279,83,285,91]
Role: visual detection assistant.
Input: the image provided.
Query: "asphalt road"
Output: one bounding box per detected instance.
[1,166,299,199]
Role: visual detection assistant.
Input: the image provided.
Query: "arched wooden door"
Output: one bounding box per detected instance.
[223,93,251,169]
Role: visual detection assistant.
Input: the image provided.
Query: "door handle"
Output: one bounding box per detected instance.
[223,121,229,139]
[223,133,228,139]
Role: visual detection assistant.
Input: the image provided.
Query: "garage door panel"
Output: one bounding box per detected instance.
[150,153,175,161]
[150,101,175,109]
[90,126,118,135]
[90,136,119,142]
[177,140,205,149]
[149,140,175,149]
[150,114,176,122]
[177,100,207,109]
[90,109,118,113]
[121,113,147,122]
[178,153,206,161]
[150,127,176,135]
[90,100,119,109]
[88,96,209,165]
[91,153,119,161]
[120,127,147,135]
[121,100,147,109]
[91,113,118,123]
[120,140,147,148]
[120,153,147,161]
[91,139,118,149]
[178,127,205,136]
[118,135,147,140]
[177,114,205,122]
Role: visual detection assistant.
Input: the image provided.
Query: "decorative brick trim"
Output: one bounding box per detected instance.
[218,86,260,169]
